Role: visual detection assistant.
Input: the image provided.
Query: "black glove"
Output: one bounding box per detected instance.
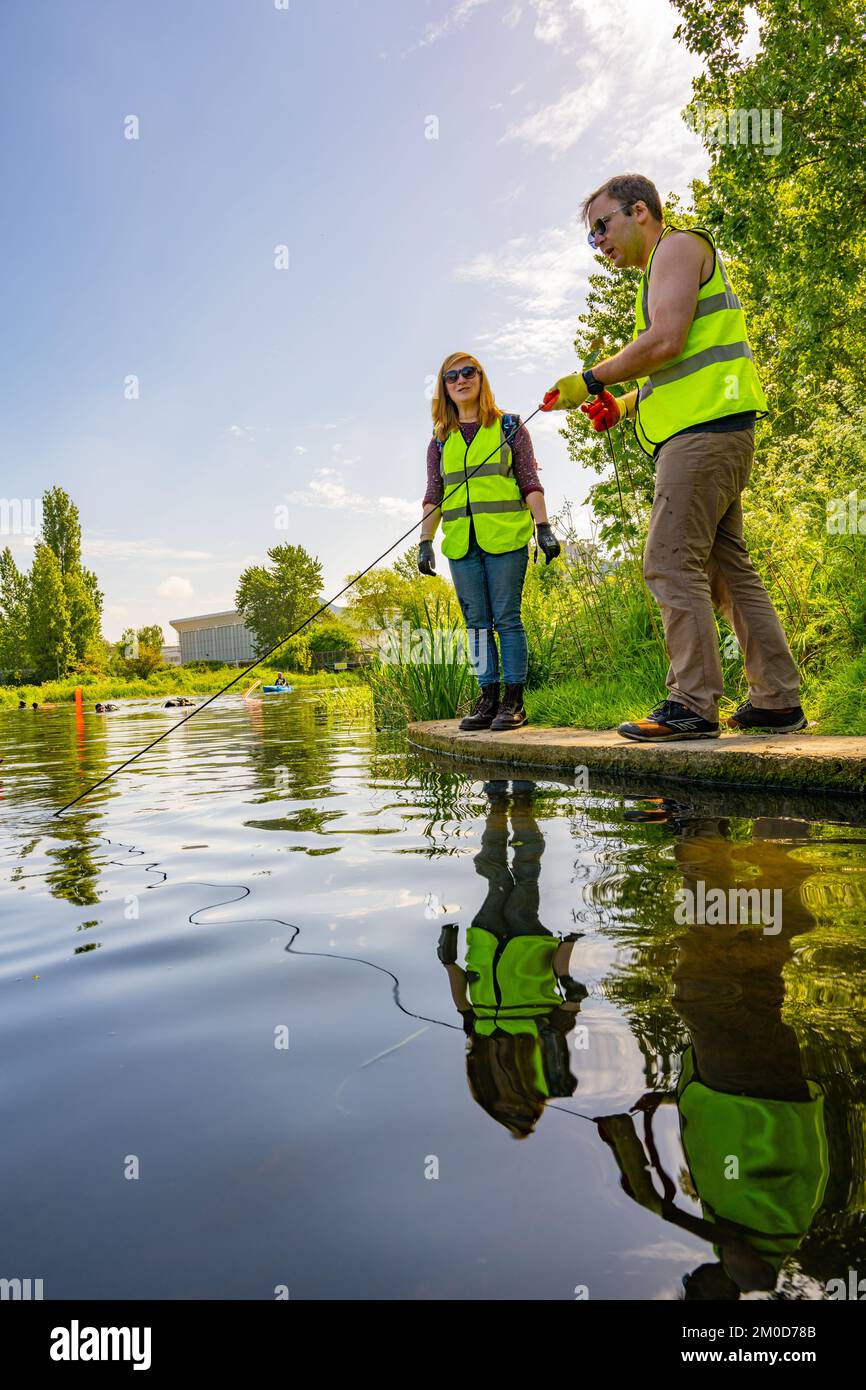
[535,523,561,564]
[560,976,589,1004]
[418,539,436,576]
[437,923,459,965]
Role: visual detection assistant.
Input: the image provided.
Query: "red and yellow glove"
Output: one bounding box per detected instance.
[580,389,637,431]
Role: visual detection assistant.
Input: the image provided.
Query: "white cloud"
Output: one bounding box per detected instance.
[294,445,307,454]
[405,0,492,53]
[495,183,525,205]
[475,314,577,373]
[506,0,706,182]
[530,0,572,45]
[284,469,416,521]
[455,223,596,315]
[81,539,214,562]
[502,77,608,155]
[621,1241,707,1262]
[157,575,194,599]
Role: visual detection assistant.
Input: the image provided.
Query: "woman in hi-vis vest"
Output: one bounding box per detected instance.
[416,351,561,732]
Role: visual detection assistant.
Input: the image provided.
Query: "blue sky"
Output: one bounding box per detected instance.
[1,0,729,641]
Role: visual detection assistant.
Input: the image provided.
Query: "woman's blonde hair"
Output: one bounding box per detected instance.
[431,351,502,442]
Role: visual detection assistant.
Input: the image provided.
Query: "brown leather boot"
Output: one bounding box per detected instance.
[490,683,527,731]
[459,683,500,731]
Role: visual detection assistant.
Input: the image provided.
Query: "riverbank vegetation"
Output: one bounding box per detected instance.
[0,666,364,711]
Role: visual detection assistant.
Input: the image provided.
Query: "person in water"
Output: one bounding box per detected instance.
[18,701,26,709]
[165,697,195,708]
[417,351,561,734]
[94,703,118,712]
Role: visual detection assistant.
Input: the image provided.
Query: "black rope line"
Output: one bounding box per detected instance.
[34,828,617,1126]
[54,404,547,817]
[96,833,463,1030]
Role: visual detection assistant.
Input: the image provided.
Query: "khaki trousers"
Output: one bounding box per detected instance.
[643,427,800,722]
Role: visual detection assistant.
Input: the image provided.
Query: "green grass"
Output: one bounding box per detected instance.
[368,658,477,726]
[0,666,366,710]
[525,655,667,730]
[809,653,866,735]
[525,660,866,736]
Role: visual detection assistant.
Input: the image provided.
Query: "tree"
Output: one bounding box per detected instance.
[306,618,361,658]
[344,566,410,631]
[235,544,323,657]
[557,251,648,550]
[346,549,460,632]
[29,542,75,680]
[0,547,32,678]
[65,567,103,671]
[41,486,82,575]
[38,487,104,669]
[671,0,866,428]
[114,624,165,678]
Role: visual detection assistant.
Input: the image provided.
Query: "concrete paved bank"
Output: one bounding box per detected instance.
[407,721,866,795]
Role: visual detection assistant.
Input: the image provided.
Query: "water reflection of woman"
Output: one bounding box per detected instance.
[596,807,828,1298]
[437,781,586,1138]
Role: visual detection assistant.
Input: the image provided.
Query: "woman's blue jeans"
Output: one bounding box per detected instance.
[448,527,529,686]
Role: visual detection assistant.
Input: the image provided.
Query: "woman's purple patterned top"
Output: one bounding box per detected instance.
[422,417,544,507]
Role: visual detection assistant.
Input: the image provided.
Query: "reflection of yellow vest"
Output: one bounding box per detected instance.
[677,1047,828,1263]
[633,225,767,457]
[465,927,561,1035]
[439,419,534,559]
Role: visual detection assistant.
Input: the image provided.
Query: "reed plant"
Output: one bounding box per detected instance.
[367,590,479,726]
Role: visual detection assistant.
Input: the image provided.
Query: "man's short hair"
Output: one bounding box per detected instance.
[580,173,663,224]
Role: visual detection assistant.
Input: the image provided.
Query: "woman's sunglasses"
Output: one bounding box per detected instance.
[587,203,632,249]
[443,365,479,383]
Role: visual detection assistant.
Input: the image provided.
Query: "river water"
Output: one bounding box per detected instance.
[1,691,865,1300]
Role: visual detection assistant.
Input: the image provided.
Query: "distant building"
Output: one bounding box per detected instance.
[160,644,182,667]
[169,610,257,665]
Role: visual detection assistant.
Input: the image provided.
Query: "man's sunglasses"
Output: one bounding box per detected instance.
[443,365,479,383]
[587,203,632,249]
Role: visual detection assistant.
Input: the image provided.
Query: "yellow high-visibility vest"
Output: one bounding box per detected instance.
[633,225,767,456]
[439,418,534,559]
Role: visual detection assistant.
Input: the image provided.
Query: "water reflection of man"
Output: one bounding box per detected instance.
[437,779,587,1139]
[596,804,828,1298]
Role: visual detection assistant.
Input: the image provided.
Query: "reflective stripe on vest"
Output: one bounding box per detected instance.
[633,225,767,457]
[439,418,534,559]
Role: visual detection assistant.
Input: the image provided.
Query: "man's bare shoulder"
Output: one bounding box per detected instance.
[654,229,713,277]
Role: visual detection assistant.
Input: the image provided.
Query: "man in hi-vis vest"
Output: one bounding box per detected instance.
[542,173,805,743]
